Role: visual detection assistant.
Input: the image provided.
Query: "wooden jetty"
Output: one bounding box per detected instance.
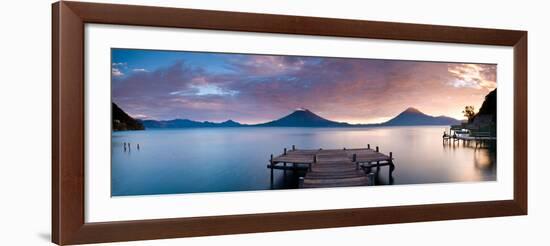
[267,145,394,189]
[443,127,496,148]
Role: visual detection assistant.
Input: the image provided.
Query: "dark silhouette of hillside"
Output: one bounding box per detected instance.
[112,103,144,131]
[474,89,496,123]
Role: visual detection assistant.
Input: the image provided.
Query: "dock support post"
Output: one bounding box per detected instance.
[292,145,296,151]
[376,146,379,152]
[367,144,370,149]
[270,154,274,188]
[284,148,287,155]
[313,154,317,171]
[367,173,376,186]
[353,153,357,169]
[389,152,395,184]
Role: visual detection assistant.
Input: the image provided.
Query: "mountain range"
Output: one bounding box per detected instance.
[141,119,241,128]
[136,107,460,129]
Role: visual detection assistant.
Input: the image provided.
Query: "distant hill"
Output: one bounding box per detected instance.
[255,108,349,127]
[112,103,144,131]
[382,107,460,126]
[140,107,460,129]
[141,119,242,129]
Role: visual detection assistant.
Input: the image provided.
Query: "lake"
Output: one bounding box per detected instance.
[111,126,496,196]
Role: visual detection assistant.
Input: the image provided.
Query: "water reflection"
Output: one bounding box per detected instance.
[111,126,497,196]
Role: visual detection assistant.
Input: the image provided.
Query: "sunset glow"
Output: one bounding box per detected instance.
[112,49,496,124]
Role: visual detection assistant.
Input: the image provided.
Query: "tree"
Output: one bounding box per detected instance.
[463,106,476,123]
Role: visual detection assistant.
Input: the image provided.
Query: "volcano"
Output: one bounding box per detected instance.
[256,108,349,127]
[382,107,460,126]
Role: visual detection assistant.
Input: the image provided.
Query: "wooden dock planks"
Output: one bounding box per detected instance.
[272,148,390,164]
[269,148,394,189]
[303,161,369,188]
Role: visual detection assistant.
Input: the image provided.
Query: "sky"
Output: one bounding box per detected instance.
[111,49,496,124]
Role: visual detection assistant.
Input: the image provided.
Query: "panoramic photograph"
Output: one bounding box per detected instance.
[111,48,497,196]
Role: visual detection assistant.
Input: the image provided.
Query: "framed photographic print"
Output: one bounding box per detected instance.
[52,1,527,245]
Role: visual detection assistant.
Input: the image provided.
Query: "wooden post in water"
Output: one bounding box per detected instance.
[353,153,358,170]
[309,154,316,171]
[367,172,376,186]
[284,148,287,155]
[367,144,370,149]
[270,154,274,188]
[389,152,395,183]
[376,146,379,152]
[292,145,296,151]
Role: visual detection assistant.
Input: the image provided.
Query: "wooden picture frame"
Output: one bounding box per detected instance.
[52,1,527,245]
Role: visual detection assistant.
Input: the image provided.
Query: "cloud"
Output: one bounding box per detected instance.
[170,84,238,96]
[112,62,128,72]
[447,64,496,90]
[113,61,200,98]
[112,62,127,67]
[226,55,308,76]
[112,62,129,77]
[112,67,124,77]
[132,68,149,72]
[131,113,149,119]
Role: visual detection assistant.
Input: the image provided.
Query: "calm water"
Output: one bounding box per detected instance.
[111,126,496,196]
